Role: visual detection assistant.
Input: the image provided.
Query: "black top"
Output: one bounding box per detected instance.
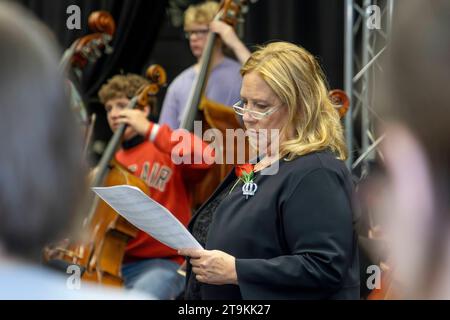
[186,151,360,300]
[122,134,144,150]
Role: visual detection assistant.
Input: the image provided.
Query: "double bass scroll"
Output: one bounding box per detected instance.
[61,11,115,77]
[60,10,116,145]
[180,0,249,209]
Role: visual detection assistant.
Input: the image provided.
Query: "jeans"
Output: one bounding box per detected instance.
[122,258,185,300]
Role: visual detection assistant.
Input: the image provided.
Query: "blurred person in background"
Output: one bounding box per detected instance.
[159,0,251,129]
[97,73,214,299]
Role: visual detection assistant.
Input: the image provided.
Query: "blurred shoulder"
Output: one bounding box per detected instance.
[0,263,152,300]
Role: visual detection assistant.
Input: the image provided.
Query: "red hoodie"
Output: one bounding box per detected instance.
[115,123,214,265]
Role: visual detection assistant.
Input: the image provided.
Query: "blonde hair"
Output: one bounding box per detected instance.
[241,42,348,160]
[184,1,219,28]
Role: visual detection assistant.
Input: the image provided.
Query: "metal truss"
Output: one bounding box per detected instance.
[344,0,394,179]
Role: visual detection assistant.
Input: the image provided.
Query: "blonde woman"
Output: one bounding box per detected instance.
[180,42,360,299]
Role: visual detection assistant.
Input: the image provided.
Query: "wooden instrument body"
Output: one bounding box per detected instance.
[191,98,247,207]
[45,65,166,287]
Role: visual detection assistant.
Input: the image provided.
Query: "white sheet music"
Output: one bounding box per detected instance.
[92,185,202,250]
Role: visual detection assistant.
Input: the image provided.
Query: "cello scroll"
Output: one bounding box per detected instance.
[329,89,350,119]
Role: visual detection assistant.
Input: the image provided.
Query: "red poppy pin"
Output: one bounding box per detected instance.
[230,163,258,199]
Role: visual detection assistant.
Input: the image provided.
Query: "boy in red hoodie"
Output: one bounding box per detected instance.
[98,74,213,299]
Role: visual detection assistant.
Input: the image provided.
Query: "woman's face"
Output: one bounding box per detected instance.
[240,71,291,153]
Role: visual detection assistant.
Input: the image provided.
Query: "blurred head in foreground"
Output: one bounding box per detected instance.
[377,0,450,299]
[0,2,85,263]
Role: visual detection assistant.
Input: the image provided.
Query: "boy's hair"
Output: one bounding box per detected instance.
[184,1,219,28]
[98,73,157,110]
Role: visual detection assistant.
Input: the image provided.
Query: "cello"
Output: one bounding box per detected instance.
[45,65,167,287]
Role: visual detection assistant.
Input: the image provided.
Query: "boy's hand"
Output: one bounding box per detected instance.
[210,20,239,50]
[117,109,151,137]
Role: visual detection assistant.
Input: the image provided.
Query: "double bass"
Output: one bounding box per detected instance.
[180,0,249,208]
[60,11,115,130]
[45,65,167,286]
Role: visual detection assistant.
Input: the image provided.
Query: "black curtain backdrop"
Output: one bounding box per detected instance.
[243,0,344,89]
[16,0,168,149]
[15,0,344,153]
[150,0,345,118]
[16,0,168,96]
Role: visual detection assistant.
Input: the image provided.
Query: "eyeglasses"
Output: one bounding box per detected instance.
[232,100,283,120]
[184,28,209,39]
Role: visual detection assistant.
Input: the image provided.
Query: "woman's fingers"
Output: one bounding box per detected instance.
[178,248,204,258]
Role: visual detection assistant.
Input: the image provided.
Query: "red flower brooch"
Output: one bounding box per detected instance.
[230,163,258,199]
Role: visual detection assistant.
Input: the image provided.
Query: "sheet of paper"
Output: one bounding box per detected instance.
[92,185,202,250]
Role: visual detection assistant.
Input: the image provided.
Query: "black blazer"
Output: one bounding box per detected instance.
[186,151,360,299]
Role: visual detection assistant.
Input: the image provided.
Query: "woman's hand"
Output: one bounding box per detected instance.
[117,109,151,137]
[179,249,238,285]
